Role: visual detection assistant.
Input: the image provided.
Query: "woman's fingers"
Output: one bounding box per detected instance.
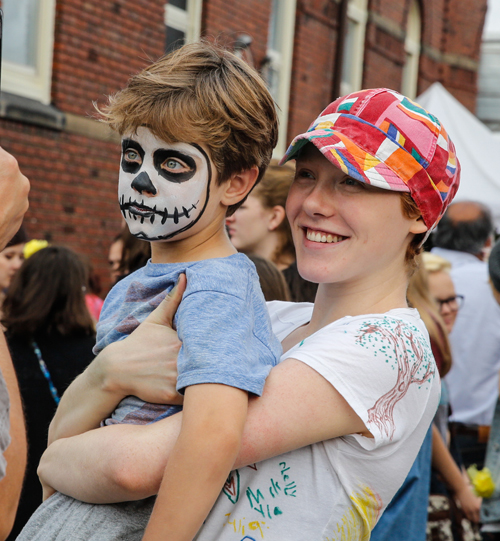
[143,274,187,328]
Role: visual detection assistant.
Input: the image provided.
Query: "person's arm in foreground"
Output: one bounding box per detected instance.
[0,333,27,540]
[143,384,248,541]
[0,147,30,249]
[431,424,481,523]
[0,147,29,540]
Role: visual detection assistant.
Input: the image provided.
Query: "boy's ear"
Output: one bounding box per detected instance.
[409,216,428,235]
[221,166,260,207]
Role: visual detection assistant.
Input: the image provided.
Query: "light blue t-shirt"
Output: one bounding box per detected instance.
[95,253,282,426]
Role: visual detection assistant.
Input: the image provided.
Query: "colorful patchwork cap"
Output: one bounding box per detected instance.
[280,88,460,230]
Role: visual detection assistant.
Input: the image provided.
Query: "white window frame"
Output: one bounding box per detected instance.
[2,0,56,104]
[340,0,368,96]
[401,0,421,99]
[266,0,297,157]
[164,0,202,45]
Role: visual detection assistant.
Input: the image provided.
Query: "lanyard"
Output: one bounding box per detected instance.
[32,341,60,405]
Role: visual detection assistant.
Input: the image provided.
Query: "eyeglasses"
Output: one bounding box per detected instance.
[436,295,464,312]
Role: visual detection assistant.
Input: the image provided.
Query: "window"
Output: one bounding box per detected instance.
[264,0,297,156]
[2,0,56,104]
[165,0,202,53]
[401,0,421,99]
[340,0,368,96]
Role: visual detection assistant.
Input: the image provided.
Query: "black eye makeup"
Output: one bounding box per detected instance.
[153,149,197,183]
[121,139,145,174]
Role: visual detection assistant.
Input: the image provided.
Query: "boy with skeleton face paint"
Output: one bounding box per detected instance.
[16,43,281,541]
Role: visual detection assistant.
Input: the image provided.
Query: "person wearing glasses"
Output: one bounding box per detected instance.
[432,201,500,469]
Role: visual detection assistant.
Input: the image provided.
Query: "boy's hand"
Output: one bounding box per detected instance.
[101,274,187,405]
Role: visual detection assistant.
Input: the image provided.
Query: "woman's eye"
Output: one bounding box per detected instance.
[342,177,363,189]
[295,169,314,181]
[124,149,140,163]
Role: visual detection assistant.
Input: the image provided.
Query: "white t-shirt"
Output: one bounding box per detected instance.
[195,302,439,541]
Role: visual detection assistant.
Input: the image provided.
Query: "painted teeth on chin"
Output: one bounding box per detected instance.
[161,209,168,225]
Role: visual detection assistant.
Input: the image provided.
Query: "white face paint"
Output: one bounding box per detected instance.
[118,127,212,241]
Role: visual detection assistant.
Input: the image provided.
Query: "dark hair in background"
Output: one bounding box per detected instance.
[282,261,318,303]
[117,228,151,278]
[6,225,28,248]
[489,240,500,294]
[2,246,95,337]
[247,255,290,302]
[433,203,493,255]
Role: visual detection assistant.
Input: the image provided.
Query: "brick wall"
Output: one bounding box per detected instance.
[0,0,486,293]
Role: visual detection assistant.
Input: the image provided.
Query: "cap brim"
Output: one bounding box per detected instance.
[280,129,411,193]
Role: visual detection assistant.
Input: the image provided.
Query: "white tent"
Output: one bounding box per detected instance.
[417,82,500,228]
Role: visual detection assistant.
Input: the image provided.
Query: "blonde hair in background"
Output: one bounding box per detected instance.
[407,253,453,376]
[421,251,452,273]
[99,41,278,216]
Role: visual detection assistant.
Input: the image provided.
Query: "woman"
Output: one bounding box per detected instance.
[3,246,96,539]
[0,226,28,308]
[26,89,459,540]
[226,160,295,271]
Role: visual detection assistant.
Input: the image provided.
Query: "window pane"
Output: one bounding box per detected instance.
[341,19,357,88]
[169,0,187,9]
[166,26,186,53]
[3,0,39,67]
[269,0,284,52]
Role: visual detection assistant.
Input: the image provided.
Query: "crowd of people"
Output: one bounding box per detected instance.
[1,40,500,541]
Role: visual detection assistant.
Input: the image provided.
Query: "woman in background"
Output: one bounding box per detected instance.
[0,226,28,309]
[226,160,295,271]
[227,161,317,301]
[3,246,96,540]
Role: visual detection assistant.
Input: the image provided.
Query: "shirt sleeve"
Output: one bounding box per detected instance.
[176,289,277,396]
[0,369,10,480]
[288,315,438,449]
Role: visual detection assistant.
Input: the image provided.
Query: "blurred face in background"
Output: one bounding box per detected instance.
[0,243,25,290]
[109,239,124,284]
[226,192,286,263]
[427,270,460,333]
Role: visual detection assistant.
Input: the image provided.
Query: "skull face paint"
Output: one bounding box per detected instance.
[118,127,212,241]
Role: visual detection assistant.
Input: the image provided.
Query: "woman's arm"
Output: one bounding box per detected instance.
[39,357,367,503]
[431,424,481,523]
[47,277,186,445]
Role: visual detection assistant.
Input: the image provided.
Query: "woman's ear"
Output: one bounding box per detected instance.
[409,216,428,235]
[221,166,259,207]
[268,205,286,232]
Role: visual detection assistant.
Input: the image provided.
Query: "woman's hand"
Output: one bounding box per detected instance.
[454,483,481,523]
[48,275,187,444]
[99,274,186,405]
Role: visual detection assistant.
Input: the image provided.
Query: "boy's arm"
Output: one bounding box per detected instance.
[142,383,248,541]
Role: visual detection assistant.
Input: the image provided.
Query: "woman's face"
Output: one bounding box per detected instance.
[286,144,426,286]
[226,194,277,254]
[427,270,458,333]
[0,243,25,290]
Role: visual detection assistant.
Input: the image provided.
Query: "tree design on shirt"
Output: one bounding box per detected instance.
[356,317,435,440]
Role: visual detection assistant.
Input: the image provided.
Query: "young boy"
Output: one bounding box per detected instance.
[19,42,281,541]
